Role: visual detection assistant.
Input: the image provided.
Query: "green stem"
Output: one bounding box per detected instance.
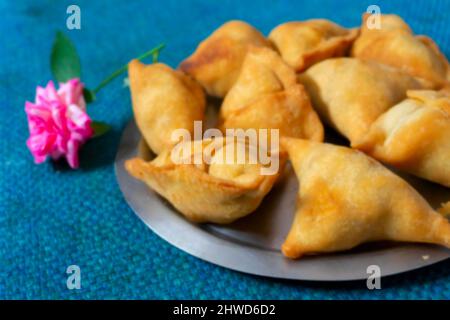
[92,43,165,94]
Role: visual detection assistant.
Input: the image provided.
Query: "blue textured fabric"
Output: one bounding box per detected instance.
[1,0,450,299]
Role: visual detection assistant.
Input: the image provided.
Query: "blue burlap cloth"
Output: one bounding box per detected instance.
[1,0,449,299]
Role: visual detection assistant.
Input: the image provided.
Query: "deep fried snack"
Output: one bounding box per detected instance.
[269,19,358,72]
[352,14,450,88]
[281,137,450,259]
[128,60,205,154]
[298,58,423,144]
[221,46,324,142]
[354,90,450,187]
[179,20,272,97]
[126,137,285,224]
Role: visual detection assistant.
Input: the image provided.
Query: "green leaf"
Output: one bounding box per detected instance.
[91,121,111,138]
[83,88,96,103]
[50,31,81,82]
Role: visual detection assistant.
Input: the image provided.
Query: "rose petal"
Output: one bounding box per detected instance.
[25,78,91,169]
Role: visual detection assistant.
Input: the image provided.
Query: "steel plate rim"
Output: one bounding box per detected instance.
[115,120,450,282]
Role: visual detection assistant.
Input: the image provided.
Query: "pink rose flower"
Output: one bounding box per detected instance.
[25,79,93,169]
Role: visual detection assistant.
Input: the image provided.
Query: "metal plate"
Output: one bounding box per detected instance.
[115,119,450,281]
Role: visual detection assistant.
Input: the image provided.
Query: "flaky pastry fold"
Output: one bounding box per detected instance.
[220,46,324,142]
[352,14,450,88]
[354,90,450,187]
[298,58,423,144]
[126,137,285,224]
[269,19,358,72]
[179,21,272,97]
[128,60,205,154]
[281,138,450,259]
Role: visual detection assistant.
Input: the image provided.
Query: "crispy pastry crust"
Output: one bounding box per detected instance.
[352,14,450,89]
[179,20,272,97]
[298,58,423,144]
[269,19,359,72]
[128,60,205,154]
[281,138,450,259]
[126,138,286,224]
[220,46,324,142]
[354,90,450,187]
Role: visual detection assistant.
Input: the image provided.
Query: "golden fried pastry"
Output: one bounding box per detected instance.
[352,14,450,88]
[125,137,285,224]
[220,46,324,142]
[221,46,297,117]
[281,137,450,259]
[298,58,423,144]
[221,86,324,141]
[179,20,272,97]
[268,19,358,72]
[439,202,450,217]
[128,60,205,154]
[406,89,450,114]
[354,90,450,187]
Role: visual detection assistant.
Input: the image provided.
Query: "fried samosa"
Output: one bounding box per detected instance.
[179,20,272,97]
[352,14,450,88]
[268,19,358,72]
[298,58,423,144]
[354,90,450,187]
[128,60,205,154]
[126,137,285,224]
[406,89,450,114]
[221,46,297,117]
[220,46,324,142]
[281,137,450,259]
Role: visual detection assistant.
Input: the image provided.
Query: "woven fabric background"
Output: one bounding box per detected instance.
[1,0,449,299]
